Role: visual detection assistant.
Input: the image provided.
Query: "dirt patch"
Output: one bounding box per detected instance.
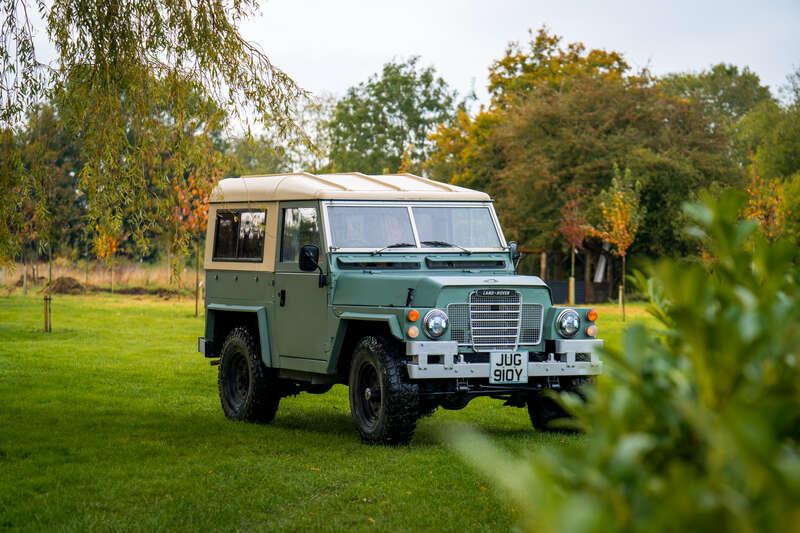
[45,276,85,294]
[15,275,47,287]
[114,286,183,299]
[113,286,148,295]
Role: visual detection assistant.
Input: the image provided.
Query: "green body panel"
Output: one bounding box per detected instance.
[272,271,331,361]
[271,201,338,368]
[326,310,405,374]
[205,303,272,366]
[331,272,547,308]
[206,270,274,301]
[335,310,404,339]
[542,306,598,341]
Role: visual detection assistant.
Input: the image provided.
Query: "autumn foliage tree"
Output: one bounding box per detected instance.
[592,165,643,320]
[0,129,24,267]
[159,85,227,314]
[94,225,121,292]
[745,164,785,241]
[429,27,737,266]
[173,174,213,316]
[558,186,589,303]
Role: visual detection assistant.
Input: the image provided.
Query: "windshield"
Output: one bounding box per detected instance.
[327,204,502,250]
[413,206,501,248]
[328,206,416,249]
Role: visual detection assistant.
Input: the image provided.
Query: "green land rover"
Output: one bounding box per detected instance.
[198,172,603,444]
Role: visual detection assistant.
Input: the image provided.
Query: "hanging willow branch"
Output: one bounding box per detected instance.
[1,0,307,262]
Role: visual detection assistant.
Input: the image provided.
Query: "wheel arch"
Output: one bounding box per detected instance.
[329,313,404,383]
[206,304,272,367]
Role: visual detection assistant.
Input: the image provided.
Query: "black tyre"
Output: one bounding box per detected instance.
[527,391,572,432]
[218,327,280,423]
[348,336,419,445]
[418,399,438,418]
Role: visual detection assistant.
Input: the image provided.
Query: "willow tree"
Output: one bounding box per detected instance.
[0,129,24,267]
[1,0,305,264]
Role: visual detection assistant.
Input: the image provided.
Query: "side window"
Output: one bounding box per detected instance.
[212,210,266,261]
[213,211,239,260]
[238,211,266,259]
[280,207,320,263]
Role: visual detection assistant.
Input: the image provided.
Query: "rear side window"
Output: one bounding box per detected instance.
[212,210,266,261]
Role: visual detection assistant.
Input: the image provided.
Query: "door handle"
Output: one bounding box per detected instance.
[279,289,286,307]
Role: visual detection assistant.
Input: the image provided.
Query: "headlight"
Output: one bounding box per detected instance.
[556,309,581,338]
[423,309,448,339]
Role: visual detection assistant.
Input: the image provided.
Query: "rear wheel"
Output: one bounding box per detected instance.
[218,327,280,423]
[348,336,419,445]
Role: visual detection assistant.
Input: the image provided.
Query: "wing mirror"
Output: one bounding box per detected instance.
[508,241,522,271]
[299,244,328,287]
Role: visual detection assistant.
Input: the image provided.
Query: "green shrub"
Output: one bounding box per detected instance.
[449,191,800,532]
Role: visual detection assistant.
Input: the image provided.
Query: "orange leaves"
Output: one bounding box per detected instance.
[487,27,630,107]
[592,166,643,257]
[593,191,637,256]
[558,187,589,249]
[745,163,785,241]
[94,232,120,260]
[172,173,210,235]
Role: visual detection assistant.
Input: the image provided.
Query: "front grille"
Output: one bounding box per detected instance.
[447,290,543,351]
[469,289,521,350]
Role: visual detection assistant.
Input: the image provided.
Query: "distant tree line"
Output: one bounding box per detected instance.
[2,20,799,287]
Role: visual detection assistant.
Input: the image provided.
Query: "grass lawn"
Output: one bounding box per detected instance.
[0,293,653,531]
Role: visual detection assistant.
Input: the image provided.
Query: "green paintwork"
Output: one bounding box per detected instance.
[336,311,404,339]
[542,307,598,341]
[206,303,272,366]
[203,199,600,376]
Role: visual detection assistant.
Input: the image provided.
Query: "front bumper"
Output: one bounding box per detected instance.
[405,339,603,380]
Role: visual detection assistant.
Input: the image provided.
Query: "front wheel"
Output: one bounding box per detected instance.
[527,391,572,432]
[218,327,280,423]
[348,336,419,445]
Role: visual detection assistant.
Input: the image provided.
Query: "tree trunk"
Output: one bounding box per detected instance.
[621,255,627,322]
[568,246,576,305]
[84,241,89,286]
[584,251,594,304]
[195,239,200,318]
[23,255,28,294]
[539,251,547,280]
[43,295,51,333]
[574,248,577,278]
[606,254,613,302]
[110,261,114,294]
[48,245,53,285]
[552,250,563,280]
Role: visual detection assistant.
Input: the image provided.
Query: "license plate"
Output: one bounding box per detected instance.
[489,352,528,384]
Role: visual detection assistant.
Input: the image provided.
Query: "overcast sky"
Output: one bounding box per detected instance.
[242,0,800,104]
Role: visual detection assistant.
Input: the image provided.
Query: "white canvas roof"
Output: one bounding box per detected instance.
[210,172,491,203]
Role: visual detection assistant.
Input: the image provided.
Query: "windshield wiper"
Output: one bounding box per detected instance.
[421,240,472,255]
[371,242,416,255]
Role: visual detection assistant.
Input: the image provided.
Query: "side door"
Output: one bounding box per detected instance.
[273,202,330,371]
